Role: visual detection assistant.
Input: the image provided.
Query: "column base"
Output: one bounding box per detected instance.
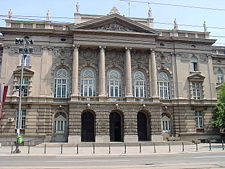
[71,95,79,101]
[96,135,110,142]
[124,135,138,142]
[151,96,160,102]
[125,97,134,102]
[68,135,81,143]
[151,135,163,141]
[98,96,107,101]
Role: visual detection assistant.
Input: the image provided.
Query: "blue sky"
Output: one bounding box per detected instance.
[0,0,224,45]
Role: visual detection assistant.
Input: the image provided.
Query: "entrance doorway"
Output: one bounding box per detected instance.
[81,111,95,142]
[137,112,149,141]
[110,112,123,142]
[53,112,68,142]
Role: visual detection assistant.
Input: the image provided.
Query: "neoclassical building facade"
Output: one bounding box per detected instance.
[0,8,224,143]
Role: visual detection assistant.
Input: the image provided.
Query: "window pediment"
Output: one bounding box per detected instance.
[13,67,34,77]
[188,73,205,81]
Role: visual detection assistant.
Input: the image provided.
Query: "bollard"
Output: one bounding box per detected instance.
[182,142,184,152]
[28,142,30,154]
[109,144,111,154]
[139,143,142,153]
[222,140,224,151]
[76,144,79,154]
[153,143,156,153]
[195,143,198,151]
[124,144,126,154]
[44,144,46,154]
[61,144,63,154]
[168,143,171,153]
[11,142,13,154]
[93,143,95,154]
[209,141,211,151]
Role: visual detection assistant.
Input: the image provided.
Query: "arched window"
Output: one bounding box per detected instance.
[54,68,69,98]
[190,57,198,72]
[133,71,146,97]
[217,70,223,83]
[81,68,96,96]
[158,72,170,99]
[107,69,122,97]
[161,114,171,133]
[54,112,67,134]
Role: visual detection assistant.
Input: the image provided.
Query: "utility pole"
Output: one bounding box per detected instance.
[13,36,33,153]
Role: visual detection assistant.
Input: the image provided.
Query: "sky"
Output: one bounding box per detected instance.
[0,0,224,45]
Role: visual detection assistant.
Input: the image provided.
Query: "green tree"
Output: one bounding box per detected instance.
[212,82,225,133]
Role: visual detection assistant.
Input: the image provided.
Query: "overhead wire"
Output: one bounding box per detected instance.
[119,0,225,12]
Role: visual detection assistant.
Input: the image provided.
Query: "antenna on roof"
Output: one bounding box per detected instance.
[128,1,130,17]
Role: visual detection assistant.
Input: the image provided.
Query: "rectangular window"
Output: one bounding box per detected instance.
[158,82,170,99]
[195,111,203,128]
[21,55,30,67]
[16,109,26,129]
[18,78,29,96]
[162,120,171,132]
[192,82,202,99]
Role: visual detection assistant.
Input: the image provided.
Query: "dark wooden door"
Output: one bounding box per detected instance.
[81,112,95,142]
[110,112,123,142]
[137,112,148,141]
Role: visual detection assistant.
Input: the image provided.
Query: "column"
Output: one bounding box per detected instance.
[72,45,79,97]
[98,46,106,97]
[125,47,133,97]
[150,49,159,98]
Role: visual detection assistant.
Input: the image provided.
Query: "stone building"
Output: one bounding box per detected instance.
[0,7,223,144]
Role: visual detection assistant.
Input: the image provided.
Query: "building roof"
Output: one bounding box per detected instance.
[0,12,217,45]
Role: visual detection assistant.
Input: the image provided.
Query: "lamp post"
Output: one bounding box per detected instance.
[13,36,33,153]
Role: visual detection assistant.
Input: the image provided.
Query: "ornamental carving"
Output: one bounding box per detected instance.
[178,53,190,62]
[132,50,149,71]
[156,52,172,71]
[32,46,42,55]
[106,49,124,69]
[79,48,98,69]
[94,23,135,32]
[52,47,72,68]
[198,54,208,63]
[53,48,72,58]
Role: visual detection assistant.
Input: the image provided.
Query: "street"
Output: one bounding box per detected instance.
[0,152,225,169]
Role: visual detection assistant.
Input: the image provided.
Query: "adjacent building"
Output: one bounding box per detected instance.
[0,7,223,144]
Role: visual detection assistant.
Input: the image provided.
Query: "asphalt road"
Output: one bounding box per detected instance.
[1,152,225,169]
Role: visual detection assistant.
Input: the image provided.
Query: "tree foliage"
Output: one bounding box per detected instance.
[212,82,225,132]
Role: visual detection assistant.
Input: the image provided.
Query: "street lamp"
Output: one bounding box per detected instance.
[13,36,33,153]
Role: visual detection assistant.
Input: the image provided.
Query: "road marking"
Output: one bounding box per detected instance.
[48,159,130,163]
[193,155,225,158]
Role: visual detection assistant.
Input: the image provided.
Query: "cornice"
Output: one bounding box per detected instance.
[156,36,216,45]
[0,27,72,35]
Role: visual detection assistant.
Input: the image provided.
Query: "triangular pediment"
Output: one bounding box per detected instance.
[188,72,205,81]
[13,67,34,77]
[72,14,158,35]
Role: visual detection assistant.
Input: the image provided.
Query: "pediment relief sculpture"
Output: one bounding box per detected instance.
[93,23,135,32]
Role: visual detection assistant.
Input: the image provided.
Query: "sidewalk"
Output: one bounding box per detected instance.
[0,142,224,156]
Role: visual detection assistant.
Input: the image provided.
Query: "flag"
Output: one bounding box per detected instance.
[0,84,8,120]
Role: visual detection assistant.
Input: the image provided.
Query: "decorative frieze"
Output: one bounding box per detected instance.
[79,48,98,68]
[93,23,135,32]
